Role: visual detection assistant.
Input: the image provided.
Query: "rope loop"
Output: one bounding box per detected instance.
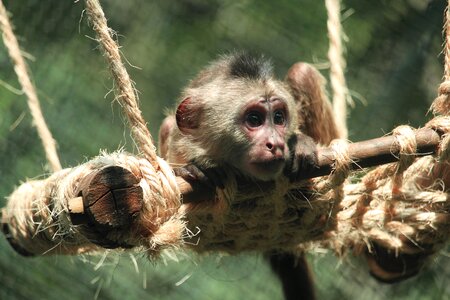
[315,139,350,193]
[392,125,416,174]
[426,116,450,162]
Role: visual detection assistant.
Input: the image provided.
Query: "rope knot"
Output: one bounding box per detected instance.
[431,81,450,115]
[315,139,350,193]
[132,155,184,253]
[392,125,416,174]
[426,116,450,162]
[438,81,450,95]
[329,139,351,186]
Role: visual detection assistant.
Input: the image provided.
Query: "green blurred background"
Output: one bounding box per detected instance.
[0,0,448,299]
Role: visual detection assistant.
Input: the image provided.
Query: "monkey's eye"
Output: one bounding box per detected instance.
[273,110,286,125]
[245,111,264,127]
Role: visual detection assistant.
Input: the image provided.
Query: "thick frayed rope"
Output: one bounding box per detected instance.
[84,0,158,167]
[361,126,417,193]
[2,152,184,256]
[328,130,449,257]
[0,0,61,172]
[325,0,349,139]
[427,116,450,162]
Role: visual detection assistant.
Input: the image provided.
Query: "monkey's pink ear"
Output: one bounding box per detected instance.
[176,97,202,134]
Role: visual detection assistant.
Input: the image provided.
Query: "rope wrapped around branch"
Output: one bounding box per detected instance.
[1,153,183,256]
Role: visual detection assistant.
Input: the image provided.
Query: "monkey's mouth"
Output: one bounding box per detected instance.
[249,158,285,179]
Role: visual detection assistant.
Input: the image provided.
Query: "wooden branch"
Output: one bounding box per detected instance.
[179,127,441,203]
[68,128,441,214]
[67,127,441,221]
[307,127,440,178]
[7,126,442,254]
[69,166,143,249]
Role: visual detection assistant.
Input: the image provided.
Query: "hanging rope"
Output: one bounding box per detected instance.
[325,0,349,139]
[84,0,158,168]
[0,0,61,172]
[432,0,450,115]
[442,1,450,83]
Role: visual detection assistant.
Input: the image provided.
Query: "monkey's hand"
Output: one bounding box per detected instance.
[284,132,318,181]
[173,163,227,190]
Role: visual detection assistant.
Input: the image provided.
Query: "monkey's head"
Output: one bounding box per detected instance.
[237,91,297,180]
[174,53,298,181]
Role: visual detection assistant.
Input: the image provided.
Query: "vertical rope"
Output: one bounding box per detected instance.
[0,0,61,172]
[431,0,450,115]
[444,1,450,82]
[84,0,158,168]
[325,0,349,139]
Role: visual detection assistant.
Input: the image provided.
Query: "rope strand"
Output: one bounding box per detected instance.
[325,0,349,139]
[444,2,450,81]
[84,0,158,167]
[431,0,450,115]
[0,0,61,172]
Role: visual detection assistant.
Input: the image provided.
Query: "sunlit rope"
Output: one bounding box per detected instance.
[325,0,349,139]
[85,0,159,168]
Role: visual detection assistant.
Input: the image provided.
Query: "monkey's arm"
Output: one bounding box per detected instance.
[286,62,340,145]
[268,251,316,300]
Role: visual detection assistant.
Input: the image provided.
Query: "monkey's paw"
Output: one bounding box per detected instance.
[285,133,318,181]
[173,164,227,189]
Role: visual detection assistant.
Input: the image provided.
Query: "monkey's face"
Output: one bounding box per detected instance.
[239,96,291,181]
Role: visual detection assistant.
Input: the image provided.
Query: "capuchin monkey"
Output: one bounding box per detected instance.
[159,53,426,298]
[159,53,338,182]
[159,52,338,300]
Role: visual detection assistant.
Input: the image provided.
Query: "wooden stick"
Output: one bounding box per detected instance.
[179,127,441,202]
[306,127,440,179]
[68,127,441,215]
[62,127,442,252]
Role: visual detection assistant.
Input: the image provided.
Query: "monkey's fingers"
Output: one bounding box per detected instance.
[174,164,225,189]
[365,243,430,283]
[300,152,318,172]
[288,154,317,182]
[285,148,318,182]
[173,165,214,189]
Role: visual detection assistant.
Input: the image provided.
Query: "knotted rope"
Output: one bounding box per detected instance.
[3,152,184,256]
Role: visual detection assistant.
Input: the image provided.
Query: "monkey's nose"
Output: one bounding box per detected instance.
[266,142,285,158]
